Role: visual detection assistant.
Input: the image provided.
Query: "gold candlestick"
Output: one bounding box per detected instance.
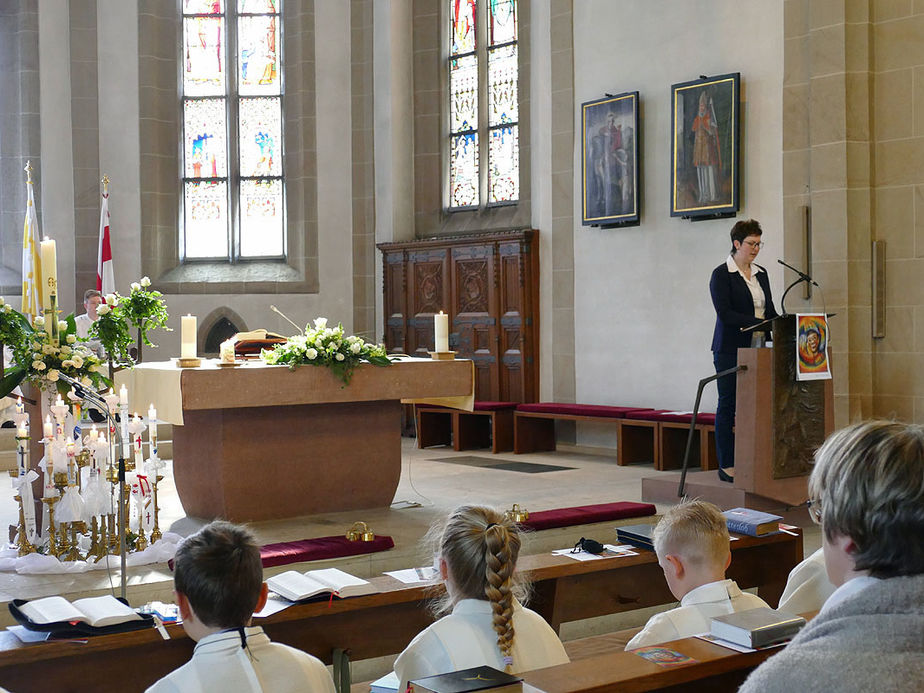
[13,496,36,557]
[107,513,119,554]
[149,475,163,543]
[64,523,83,562]
[42,496,61,558]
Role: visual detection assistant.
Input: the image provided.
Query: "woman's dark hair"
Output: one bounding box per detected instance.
[173,521,263,628]
[730,219,763,255]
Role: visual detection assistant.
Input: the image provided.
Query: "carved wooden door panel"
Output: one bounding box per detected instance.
[382,250,406,355]
[497,239,530,402]
[406,248,450,358]
[450,244,498,401]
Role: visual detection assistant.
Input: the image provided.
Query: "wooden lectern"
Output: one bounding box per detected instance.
[733,315,834,505]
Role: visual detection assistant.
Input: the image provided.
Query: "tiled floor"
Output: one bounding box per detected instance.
[0,437,820,680]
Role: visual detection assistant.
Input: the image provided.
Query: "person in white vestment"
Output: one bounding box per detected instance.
[74,289,105,358]
[625,500,769,650]
[777,547,836,613]
[394,505,569,691]
[145,521,335,693]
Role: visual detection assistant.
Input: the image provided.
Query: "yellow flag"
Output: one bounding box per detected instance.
[21,173,43,321]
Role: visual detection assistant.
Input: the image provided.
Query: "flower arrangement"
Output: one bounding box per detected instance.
[0,311,108,398]
[260,317,391,384]
[90,277,170,365]
[119,277,171,349]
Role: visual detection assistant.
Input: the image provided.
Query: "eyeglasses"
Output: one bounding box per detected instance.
[742,240,765,249]
[806,498,822,525]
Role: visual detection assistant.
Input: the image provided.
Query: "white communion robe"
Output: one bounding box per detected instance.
[144,626,335,693]
[625,579,769,650]
[778,548,836,614]
[394,598,569,692]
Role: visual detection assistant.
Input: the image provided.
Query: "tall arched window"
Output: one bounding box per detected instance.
[448,0,519,210]
[181,0,285,260]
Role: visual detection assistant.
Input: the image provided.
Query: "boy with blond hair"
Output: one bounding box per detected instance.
[625,500,768,649]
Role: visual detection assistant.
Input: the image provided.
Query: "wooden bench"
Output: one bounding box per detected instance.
[514,403,717,470]
[0,529,801,692]
[415,401,517,454]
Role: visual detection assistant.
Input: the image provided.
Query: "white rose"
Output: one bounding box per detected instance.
[32,360,45,370]
[33,316,45,327]
[57,320,67,331]
[60,346,71,355]
[46,369,59,382]
[140,276,151,287]
[42,344,55,355]
[105,294,117,305]
[71,355,84,368]
[335,353,345,361]
[306,348,318,360]
[351,342,362,354]
[131,282,141,291]
[313,317,328,329]
[97,303,111,316]
[61,360,73,368]
[66,334,76,344]
[2,304,9,313]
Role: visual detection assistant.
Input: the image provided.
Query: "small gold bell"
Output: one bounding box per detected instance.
[506,503,529,523]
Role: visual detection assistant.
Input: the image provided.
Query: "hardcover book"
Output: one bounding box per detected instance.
[266,567,376,601]
[710,607,806,648]
[9,595,154,636]
[615,523,655,551]
[409,666,522,693]
[722,508,782,537]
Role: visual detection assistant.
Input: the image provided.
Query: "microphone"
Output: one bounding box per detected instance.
[777,259,819,287]
[269,304,304,334]
[56,372,106,407]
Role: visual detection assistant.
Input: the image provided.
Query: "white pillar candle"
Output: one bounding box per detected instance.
[148,404,158,455]
[39,237,57,313]
[181,314,197,359]
[119,384,128,406]
[434,311,449,353]
[89,424,99,443]
[43,415,53,439]
[16,424,28,476]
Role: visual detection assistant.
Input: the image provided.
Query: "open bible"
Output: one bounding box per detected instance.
[10,595,153,636]
[266,567,376,601]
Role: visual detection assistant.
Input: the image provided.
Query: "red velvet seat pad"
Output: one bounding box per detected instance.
[515,403,648,418]
[472,401,519,411]
[519,502,656,531]
[168,534,395,571]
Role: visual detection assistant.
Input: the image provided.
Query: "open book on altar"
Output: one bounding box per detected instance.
[266,567,376,601]
[10,595,151,635]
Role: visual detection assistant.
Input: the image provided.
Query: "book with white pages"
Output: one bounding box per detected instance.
[266,567,377,601]
[15,595,143,629]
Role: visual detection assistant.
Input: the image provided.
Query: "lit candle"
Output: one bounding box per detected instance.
[181,314,197,359]
[15,397,23,415]
[55,394,64,408]
[43,415,53,440]
[39,236,57,313]
[119,384,128,406]
[434,311,449,353]
[148,404,158,457]
[16,423,28,476]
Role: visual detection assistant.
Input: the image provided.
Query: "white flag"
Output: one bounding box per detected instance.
[21,169,42,322]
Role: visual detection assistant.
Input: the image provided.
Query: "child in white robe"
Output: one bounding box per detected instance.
[394,505,569,691]
[145,521,335,693]
[625,500,769,649]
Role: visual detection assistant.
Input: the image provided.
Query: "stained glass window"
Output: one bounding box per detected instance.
[181,0,284,260]
[447,0,518,209]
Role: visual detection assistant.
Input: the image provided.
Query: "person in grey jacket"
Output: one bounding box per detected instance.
[739,421,924,693]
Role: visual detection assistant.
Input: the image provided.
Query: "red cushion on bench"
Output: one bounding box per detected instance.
[519,502,656,531]
[168,534,395,571]
[516,403,645,418]
[472,401,519,411]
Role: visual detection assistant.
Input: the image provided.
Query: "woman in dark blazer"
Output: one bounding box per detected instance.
[709,219,778,482]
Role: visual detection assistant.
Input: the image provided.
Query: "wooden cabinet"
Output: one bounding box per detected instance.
[378,229,539,403]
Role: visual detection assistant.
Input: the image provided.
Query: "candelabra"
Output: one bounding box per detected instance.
[13,494,36,556]
[42,496,61,558]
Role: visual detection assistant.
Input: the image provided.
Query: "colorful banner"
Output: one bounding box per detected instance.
[796,313,832,381]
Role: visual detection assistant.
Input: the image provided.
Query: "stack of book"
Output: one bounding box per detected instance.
[615,523,655,551]
[710,607,806,648]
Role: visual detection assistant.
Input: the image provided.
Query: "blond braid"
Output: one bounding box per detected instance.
[484,523,516,670]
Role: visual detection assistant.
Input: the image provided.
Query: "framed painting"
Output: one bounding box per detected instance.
[581,91,640,227]
[670,73,740,219]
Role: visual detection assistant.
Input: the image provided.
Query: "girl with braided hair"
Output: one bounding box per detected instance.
[393,505,568,691]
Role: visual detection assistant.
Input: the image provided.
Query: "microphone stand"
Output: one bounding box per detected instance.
[777,259,818,315]
[58,374,128,600]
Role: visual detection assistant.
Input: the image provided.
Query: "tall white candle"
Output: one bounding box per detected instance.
[181,315,197,359]
[39,237,57,313]
[43,415,53,440]
[119,384,129,406]
[148,404,158,456]
[434,311,449,353]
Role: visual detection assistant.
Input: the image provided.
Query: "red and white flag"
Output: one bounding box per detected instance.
[96,192,115,294]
